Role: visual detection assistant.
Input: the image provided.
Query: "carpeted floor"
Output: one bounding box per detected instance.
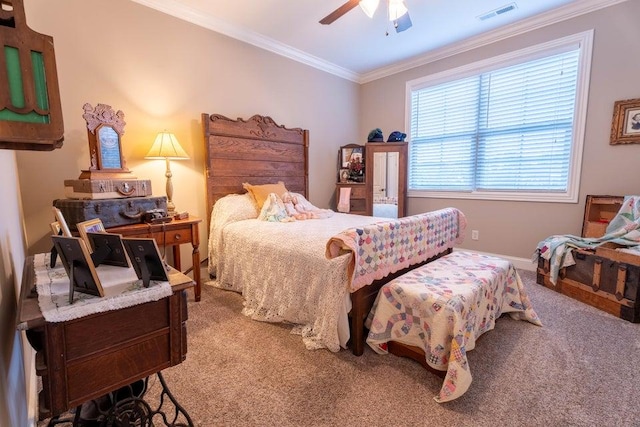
[39,269,640,427]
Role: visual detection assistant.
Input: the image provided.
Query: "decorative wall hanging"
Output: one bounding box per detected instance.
[0,0,64,150]
[610,98,640,145]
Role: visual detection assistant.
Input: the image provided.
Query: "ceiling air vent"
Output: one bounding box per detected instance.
[477,3,517,21]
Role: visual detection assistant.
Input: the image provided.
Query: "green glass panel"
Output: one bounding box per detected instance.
[0,109,48,123]
[4,46,25,108]
[31,51,49,110]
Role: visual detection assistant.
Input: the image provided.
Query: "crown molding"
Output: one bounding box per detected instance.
[129,0,360,82]
[359,0,629,83]
[132,0,627,85]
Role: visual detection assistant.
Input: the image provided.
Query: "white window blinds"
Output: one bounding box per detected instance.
[407,32,591,202]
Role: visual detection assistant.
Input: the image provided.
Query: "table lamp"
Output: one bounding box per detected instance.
[145,131,189,215]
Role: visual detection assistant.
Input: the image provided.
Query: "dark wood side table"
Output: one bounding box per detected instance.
[17,256,194,425]
[107,216,202,302]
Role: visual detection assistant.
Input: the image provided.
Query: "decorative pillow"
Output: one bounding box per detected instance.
[243,181,289,210]
[258,193,293,222]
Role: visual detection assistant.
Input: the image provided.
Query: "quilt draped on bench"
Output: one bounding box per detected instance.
[325,208,466,292]
[366,251,542,403]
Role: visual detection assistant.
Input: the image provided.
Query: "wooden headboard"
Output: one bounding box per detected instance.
[201,113,309,222]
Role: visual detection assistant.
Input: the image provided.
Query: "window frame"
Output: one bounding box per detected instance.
[405,30,594,203]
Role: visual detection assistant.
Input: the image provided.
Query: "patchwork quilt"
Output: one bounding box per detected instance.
[536,195,640,285]
[326,208,466,292]
[366,251,542,403]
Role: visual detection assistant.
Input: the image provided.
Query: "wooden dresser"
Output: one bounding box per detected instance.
[17,256,194,421]
[335,182,366,215]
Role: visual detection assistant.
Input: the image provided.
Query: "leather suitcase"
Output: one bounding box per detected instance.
[63,179,153,199]
[53,196,167,231]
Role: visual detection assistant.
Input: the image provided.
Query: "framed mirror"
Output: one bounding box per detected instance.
[79,103,130,179]
[338,144,365,183]
[365,142,408,218]
[96,125,122,169]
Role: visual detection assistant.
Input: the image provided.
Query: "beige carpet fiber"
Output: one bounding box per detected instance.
[40,269,640,426]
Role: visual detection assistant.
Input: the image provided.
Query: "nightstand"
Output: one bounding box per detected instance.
[106,216,202,301]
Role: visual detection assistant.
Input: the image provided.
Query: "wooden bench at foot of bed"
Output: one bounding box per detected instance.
[348,249,452,356]
[365,251,542,402]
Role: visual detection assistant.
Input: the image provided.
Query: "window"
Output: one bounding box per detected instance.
[407,31,593,203]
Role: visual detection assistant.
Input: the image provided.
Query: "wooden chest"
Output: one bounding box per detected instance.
[537,194,640,322]
[54,196,167,231]
[537,248,640,322]
[582,195,624,238]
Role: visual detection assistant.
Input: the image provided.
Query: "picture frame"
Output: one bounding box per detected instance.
[51,235,104,303]
[122,237,169,287]
[610,98,640,144]
[77,218,105,251]
[340,144,365,168]
[86,232,130,268]
[52,207,72,237]
[49,221,62,235]
[339,168,349,183]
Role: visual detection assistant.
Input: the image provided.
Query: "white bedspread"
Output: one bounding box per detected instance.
[209,194,385,351]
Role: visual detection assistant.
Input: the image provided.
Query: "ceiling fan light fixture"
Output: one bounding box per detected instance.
[359,0,379,18]
[388,0,408,21]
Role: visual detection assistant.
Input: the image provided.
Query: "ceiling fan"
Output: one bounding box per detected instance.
[320,0,412,33]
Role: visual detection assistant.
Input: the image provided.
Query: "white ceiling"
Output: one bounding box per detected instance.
[131,0,624,83]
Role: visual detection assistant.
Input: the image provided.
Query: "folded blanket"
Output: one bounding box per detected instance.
[536,195,640,284]
[326,208,466,292]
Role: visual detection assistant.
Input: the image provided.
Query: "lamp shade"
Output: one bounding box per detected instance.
[145,131,189,160]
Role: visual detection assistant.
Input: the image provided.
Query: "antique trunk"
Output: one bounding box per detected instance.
[581,195,624,238]
[63,179,153,199]
[537,247,640,322]
[54,196,167,231]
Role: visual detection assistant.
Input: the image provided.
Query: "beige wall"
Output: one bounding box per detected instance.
[19,0,360,258]
[0,150,32,426]
[360,1,640,260]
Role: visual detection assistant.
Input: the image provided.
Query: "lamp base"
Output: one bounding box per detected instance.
[166,200,177,216]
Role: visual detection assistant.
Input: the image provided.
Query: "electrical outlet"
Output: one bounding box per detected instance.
[471,230,479,240]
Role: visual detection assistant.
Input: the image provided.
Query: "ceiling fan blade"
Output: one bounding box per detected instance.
[394,12,412,32]
[319,0,360,25]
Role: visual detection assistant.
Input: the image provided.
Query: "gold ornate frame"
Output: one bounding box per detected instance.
[610,98,640,145]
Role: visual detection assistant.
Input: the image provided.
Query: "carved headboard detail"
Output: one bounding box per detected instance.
[202,113,309,224]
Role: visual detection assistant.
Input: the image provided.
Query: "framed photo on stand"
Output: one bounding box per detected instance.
[122,237,169,287]
[52,207,72,237]
[86,232,130,268]
[77,218,105,251]
[51,235,104,303]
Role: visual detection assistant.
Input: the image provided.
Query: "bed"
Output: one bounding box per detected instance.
[202,113,465,355]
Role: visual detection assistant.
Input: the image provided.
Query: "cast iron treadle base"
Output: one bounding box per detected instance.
[46,372,193,427]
